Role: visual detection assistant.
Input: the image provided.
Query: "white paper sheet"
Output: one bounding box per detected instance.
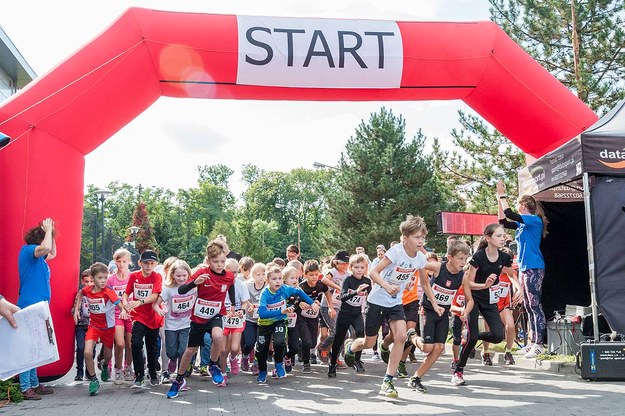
[0,301,59,380]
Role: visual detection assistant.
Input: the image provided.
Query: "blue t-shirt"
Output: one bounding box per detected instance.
[515,214,545,271]
[17,244,51,308]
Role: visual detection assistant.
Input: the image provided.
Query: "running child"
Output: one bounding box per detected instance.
[72,269,93,381]
[344,215,443,398]
[221,258,250,375]
[282,266,303,372]
[238,257,254,281]
[297,260,329,373]
[255,266,318,383]
[107,248,134,384]
[329,253,371,377]
[156,260,195,384]
[166,239,235,398]
[122,250,163,388]
[242,262,266,374]
[405,240,473,393]
[73,262,128,396]
[451,224,515,386]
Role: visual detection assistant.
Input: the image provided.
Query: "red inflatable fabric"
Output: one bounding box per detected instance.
[0,8,597,378]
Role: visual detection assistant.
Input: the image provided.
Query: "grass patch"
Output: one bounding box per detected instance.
[535,354,576,362]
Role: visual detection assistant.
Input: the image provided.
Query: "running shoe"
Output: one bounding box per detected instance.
[166,379,186,398]
[371,351,381,361]
[310,353,318,365]
[209,364,226,386]
[379,378,398,398]
[241,355,250,372]
[450,360,458,371]
[379,342,390,364]
[337,359,348,369]
[408,376,427,393]
[404,328,417,351]
[354,360,365,373]
[274,362,286,378]
[516,344,533,355]
[74,375,84,382]
[504,352,515,365]
[302,363,312,374]
[451,371,466,386]
[252,360,259,376]
[150,375,160,386]
[397,361,408,378]
[257,371,267,383]
[327,363,337,378]
[161,371,171,384]
[284,357,292,373]
[124,367,135,381]
[318,349,329,364]
[101,365,110,382]
[344,339,356,367]
[131,378,148,389]
[408,351,418,363]
[524,344,545,359]
[482,352,493,366]
[88,378,100,396]
[199,366,209,377]
[230,357,240,375]
[114,368,124,385]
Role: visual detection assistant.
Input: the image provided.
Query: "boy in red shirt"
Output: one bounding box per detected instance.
[73,262,127,396]
[167,239,235,398]
[122,250,163,388]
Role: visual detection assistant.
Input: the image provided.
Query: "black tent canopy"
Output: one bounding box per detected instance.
[518,100,625,340]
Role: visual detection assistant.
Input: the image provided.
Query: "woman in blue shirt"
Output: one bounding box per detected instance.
[497,181,549,359]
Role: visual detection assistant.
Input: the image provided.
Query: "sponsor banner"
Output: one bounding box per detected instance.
[582,137,625,174]
[237,16,403,88]
[518,138,583,195]
[532,180,584,202]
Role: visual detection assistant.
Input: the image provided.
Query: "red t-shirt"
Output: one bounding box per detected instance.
[188,266,235,324]
[125,270,163,329]
[82,286,119,329]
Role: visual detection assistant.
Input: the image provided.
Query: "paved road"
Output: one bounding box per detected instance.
[2,351,624,416]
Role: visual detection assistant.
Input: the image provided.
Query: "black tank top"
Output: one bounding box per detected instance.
[421,261,464,311]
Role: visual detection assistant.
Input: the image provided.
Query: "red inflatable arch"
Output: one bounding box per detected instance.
[0,8,597,378]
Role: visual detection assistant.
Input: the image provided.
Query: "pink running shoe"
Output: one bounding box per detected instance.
[251,360,259,376]
[230,357,240,375]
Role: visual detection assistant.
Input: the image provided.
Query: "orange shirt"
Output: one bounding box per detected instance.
[402,271,420,305]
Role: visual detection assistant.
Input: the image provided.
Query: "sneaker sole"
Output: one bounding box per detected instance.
[380,390,398,398]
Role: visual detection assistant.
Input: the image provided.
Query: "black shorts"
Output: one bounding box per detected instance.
[188,316,223,348]
[403,300,419,323]
[421,308,449,344]
[365,302,405,337]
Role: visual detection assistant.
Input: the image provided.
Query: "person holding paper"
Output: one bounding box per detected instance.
[0,294,19,328]
[17,218,56,400]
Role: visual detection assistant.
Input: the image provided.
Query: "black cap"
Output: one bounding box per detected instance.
[334,250,350,263]
[140,250,158,262]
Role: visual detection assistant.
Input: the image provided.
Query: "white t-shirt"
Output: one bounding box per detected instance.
[368,243,427,307]
[224,278,250,310]
[320,267,348,309]
[160,285,196,331]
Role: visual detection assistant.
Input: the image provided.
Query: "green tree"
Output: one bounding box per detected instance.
[326,107,460,254]
[131,201,158,253]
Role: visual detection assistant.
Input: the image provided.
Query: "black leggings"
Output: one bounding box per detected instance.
[297,317,319,364]
[286,325,300,360]
[456,299,504,371]
[242,321,258,356]
[256,321,287,373]
[331,311,364,365]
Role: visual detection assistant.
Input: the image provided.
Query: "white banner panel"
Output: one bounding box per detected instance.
[237,16,403,89]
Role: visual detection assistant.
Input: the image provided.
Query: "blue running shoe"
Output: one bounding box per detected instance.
[257,371,267,383]
[166,379,183,399]
[274,362,286,379]
[209,364,225,386]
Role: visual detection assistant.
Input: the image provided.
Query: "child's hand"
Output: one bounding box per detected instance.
[284,307,295,314]
[460,308,468,322]
[328,307,336,319]
[485,274,497,288]
[298,301,310,310]
[73,310,79,325]
[311,302,320,312]
[235,309,244,317]
[119,309,129,320]
[126,300,141,311]
[383,283,400,297]
[434,304,445,317]
[41,218,54,233]
[194,274,208,285]
[247,304,255,314]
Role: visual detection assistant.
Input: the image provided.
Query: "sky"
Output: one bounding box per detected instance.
[1,0,491,199]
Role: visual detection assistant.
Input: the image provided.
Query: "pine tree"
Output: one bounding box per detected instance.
[130,202,158,254]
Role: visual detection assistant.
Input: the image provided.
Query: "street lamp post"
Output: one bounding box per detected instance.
[95,189,111,261]
[313,161,339,170]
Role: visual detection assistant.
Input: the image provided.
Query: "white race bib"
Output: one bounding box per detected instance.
[172,295,194,313]
[113,285,126,299]
[249,304,260,319]
[266,300,286,313]
[88,297,105,314]
[331,289,342,306]
[193,299,221,319]
[388,267,416,285]
[431,284,456,306]
[134,283,153,300]
[224,314,245,329]
[287,312,298,328]
[455,294,466,308]
[301,307,319,318]
[489,282,510,304]
[345,290,365,307]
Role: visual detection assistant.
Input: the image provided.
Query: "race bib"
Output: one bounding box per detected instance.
[248,304,260,319]
[301,307,319,318]
[172,295,194,314]
[81,299,90,316]
[431,284,456,306]
[134,283,153,300]
[113,285,126,299]
[489,282,510,304]
[406,274,417,292]
[388,266,416,285]
[455,294,466,308]
[332,289,342,305]
[345,291,365,308]
[267,300,286,313]
[87,297,105,314]
[193,299,221,319]
[287,312,298,328]
[224,314,244,329]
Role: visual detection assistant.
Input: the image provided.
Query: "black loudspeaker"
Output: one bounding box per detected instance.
[581,313,611,337]
[579,341,625,381]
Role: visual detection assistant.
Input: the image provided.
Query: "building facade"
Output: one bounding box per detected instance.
[0,25,36,102]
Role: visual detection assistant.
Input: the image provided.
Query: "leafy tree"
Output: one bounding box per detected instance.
[131,201,158,253]
[197,164,234,188]
[326,107,460,254]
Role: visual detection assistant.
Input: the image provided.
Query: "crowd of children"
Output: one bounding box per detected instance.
[72,211,542,399]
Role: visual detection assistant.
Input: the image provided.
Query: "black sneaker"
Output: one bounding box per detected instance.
[354,360,365,373]
[404,328,417,351]
[482,352,493,366]
[450,360,458,371]
[74,375,84,382]
[310,354,318,365]
[327,364,337,378]
[504,352,515,365]
[408,376,428,393]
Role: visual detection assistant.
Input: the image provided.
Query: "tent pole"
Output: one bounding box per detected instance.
[582,172,600,342]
